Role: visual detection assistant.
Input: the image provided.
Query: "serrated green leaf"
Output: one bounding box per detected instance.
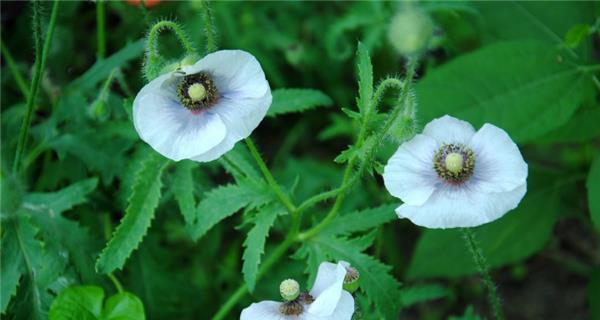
[416,41,595,143]
[70,39,144,92]
[267,88,333,117]
[189,181,270,240]
[49,286,104,320]
[1,222,23,313]
[221,144,261,181]
[49,286,146,320]
[315,236,402,319]
[400,284,449,307]
[587,154,600,233]
[242,203,284,292]
[324,204,398,236]
[95,153,168,274]
[408,171,561,279]
[24,178,98,214]
[172,161,196,227]
[356,42,373,115]
[293,241,329,287]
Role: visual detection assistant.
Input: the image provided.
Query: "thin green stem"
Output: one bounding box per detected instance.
[296,186,343,213]
[0,39,30,98]
[462,228,504,320]
[299,59,417,241]
[199,0,218,53]
[245,138,297,214]
[96,0,106,59]
[12,0,60,175]
[213,231,297,320]
[107,273,124,293]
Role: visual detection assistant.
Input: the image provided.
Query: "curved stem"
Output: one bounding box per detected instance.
[199,0,218,53]
[12,0,60,175]
[143,20,196,80]
[462,228,504,320]
[245,138,297,214]
[107,273,124,293]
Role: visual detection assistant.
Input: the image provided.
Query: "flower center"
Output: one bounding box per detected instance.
[433,143,475,184]
[279,279,300,302]
[177,72,218,111]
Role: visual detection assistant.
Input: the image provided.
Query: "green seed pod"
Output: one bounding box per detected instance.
[387,6,434,58]
[279,279,300,302]
[343,266,360,294]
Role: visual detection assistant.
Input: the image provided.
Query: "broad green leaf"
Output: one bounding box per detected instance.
[400,284,449,307]
[95,153,168,274]
[324,203,397,236]
[407,175,560,279]
[587,154,600,233]
[172,161,196,226]
[315,236,402,319]
[415,41,594,143]
[70,39,144,92]
[267,88,333,117]
[100,292,145,320]
[565,24,591,49]
[49,286,146,320]
[537,107,600,144]
[356,42,373,114]
[49,286,104,320]
[24,178,98,214]
[189,180,273,240]
[242,203,284,292]
[4,215,66,319]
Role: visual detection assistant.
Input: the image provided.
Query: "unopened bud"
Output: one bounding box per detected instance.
[387,6,434,58]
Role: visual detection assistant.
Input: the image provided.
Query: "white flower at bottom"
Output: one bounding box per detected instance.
[383,115,528,229]
[133,50,272,162]
[240,261,355,320]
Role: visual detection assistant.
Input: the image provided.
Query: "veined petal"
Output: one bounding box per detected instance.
[308,262,346,316]
[469,124,528,192]
[303,291,354,320]
[133,74,227,161]
[423,115,475,145]
[184,50,270,98]
[383,134,439,206]
[396,183,527,228]
[240,301,286,320]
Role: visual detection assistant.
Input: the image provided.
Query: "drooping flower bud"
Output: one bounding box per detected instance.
[387,6,434,58]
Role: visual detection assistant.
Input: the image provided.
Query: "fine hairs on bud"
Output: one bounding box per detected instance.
[387,5,434,58]
[390,88,418,142]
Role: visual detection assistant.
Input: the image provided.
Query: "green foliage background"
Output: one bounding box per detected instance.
[1,1,599,319]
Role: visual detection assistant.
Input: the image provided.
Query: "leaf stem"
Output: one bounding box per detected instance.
[107,273,124,293]
[245,138,297,214]
[0,39,30,98]
[199,0,218,53]
[12,0,60,175]
[461,228,504,320]
[96,0,106,59]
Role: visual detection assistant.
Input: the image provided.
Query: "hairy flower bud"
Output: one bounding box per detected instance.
[387,6,434,58]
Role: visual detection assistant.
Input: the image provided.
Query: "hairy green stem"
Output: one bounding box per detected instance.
[144,20,196,80]
[462,228,504,320]
[97,0,106,59]
[12,0,60,175]
[245,138,297,214]
[0,39,30,98]
[199,0,218,53]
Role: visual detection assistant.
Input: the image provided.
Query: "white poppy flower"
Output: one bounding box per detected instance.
[383,115,528,229]
[240,261,355,320]
[133,50,272,162]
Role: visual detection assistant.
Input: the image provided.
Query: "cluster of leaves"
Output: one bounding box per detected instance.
[1,1,599,320]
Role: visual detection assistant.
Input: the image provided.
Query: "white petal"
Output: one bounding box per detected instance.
[469,123,528,193]
[240,301,287,320]
[302,291,355,320]
[191,91,272,163]
[184,50,270,98]
[133,73,227,161]
[308,262,346,316]
[383,134,440,206]
[396,183,527,228]
[423,115,476,145]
